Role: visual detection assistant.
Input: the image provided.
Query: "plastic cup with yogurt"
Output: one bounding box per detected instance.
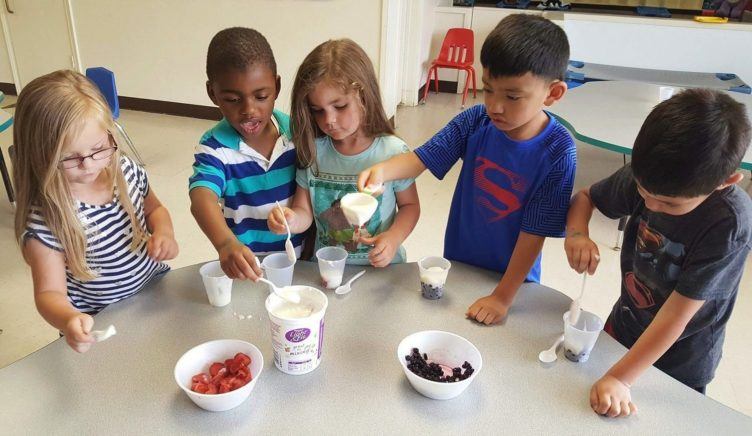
[418,256,451,300]
[199,261,233,307]
[316,246,348,290]
[562,310,603,362]
[265,285,329,375]
[340,192,378,227]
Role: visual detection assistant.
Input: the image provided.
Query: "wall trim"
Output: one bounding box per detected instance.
[119,96,221,120]
[418,80,458,100]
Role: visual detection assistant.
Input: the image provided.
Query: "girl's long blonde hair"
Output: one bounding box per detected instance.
[290,38,395,169]
[13,70,148,281]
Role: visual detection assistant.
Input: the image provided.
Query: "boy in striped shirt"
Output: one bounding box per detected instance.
[189,28,300,280]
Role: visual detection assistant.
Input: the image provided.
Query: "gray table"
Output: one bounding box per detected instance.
[1,262,750,434]
[550,81,752,171]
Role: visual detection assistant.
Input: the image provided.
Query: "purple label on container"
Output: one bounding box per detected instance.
[285,328,311,342]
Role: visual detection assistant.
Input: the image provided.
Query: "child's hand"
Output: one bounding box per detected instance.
[147,232,179,261]
[466,295,510,325]
[590,374,637,418]
[564,232,600,274]
[357,164,385,196]
[217,239,262,281]
[63,313,95,353]
[268,207,295,235]
[359,231,400,267]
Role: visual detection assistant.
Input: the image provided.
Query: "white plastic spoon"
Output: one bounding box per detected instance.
[275,201,296,264]
[538,334,564,363]
[257,277,301,304]
[90,324,117,342]
[335,270,366,295]
[569,273,588,326]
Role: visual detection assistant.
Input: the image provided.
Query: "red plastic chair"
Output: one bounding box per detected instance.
[422,28,477,108]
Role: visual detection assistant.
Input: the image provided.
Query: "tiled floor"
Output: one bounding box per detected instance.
[0,92,750,416]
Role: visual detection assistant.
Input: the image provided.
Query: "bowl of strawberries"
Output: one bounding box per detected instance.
[174,339,264,411]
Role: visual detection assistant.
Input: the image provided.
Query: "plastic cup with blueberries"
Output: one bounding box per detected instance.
[418,256,451,300]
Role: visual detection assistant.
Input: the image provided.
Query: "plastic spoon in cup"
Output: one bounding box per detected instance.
[335,270,366,295]
[90,324,117,342]
[257,277,301,304]
[569,273,588,326]
[538,334,564,363]
[275,201,296,264]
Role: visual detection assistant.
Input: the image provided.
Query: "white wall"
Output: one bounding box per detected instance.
[0,22,14,84]
[71,0,384,113]
[400,0,438,106]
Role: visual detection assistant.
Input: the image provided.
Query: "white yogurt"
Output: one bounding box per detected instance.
[420,266,447,286]
[340,193,378,226]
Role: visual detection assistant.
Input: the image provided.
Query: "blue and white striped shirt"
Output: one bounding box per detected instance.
[24,156,170,314]
[189,110,303,255]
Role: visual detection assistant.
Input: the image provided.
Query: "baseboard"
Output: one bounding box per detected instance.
[0,82,17,96]
[119,96,222,121]
[417,80,458,99]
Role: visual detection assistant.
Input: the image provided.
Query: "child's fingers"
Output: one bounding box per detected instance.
[466,302,481,319]
[359,235,377,246]
[629,401,638,415]
[595,393,611,416]
[571,249,582,273]
[356,170,372,192]
[588,252,601,275]
[577,250,590,274]
[590,386,599,411]
[607,399,622,418]
[619,400,631,417]
[245,251,263,279]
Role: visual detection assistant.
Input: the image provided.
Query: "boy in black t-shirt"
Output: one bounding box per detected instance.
[565,88,752,418]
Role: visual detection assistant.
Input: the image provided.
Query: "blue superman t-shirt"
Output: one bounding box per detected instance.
[415,105,576,282]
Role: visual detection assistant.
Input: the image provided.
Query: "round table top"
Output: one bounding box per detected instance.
[0,261,749,434]
[549,81,752,171]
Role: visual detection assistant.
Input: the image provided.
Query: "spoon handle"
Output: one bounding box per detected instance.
[346,270,366,286]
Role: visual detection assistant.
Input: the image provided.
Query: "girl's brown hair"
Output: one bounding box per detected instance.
[290,38,394,169]
[13,70,148,281]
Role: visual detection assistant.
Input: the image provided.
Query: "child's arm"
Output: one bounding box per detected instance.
[189,188,262,280]
[358,105,486,193]
[466,231,545,325]
[357,152,426,193]
[268,185,314,235]
[23,238,95,353]
[359,184,420,267]
[591,292,705,418]
[564,188,601,274]
[143,189,178,262]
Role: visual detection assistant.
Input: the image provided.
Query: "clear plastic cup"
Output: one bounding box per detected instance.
[418,256,451,300]
[262,253,295,291]
[199,261,233,307]
[659,86,675,102]
[316,246,348,290]
[562,310,604,362]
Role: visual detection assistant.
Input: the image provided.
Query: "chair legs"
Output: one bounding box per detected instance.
[422,65,477,108]
[114,121,146,166]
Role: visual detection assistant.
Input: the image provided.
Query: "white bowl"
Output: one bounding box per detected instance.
[174,339,264,412]
[397,330,482,400]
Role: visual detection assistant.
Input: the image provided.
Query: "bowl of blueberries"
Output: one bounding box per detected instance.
[397,330,482,400]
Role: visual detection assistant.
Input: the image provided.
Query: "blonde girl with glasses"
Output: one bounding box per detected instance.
[13,70,178,353]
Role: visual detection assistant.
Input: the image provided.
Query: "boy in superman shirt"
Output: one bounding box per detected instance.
[358,14,576,324]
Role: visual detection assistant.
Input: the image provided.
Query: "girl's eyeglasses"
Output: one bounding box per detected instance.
[58,136,118,169]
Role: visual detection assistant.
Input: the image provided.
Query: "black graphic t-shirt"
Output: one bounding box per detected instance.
[590,165,752,387]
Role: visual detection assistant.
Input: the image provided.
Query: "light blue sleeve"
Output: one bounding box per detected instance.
[296,166,310,190]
